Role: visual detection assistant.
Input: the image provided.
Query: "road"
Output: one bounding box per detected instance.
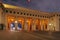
[0,30,60,40]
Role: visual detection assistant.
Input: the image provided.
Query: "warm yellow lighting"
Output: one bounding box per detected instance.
[15,21,18,23]
[49,24,52,26]
[3,4,19,9]
[26,20,29,23]
[3,3,27,10]
[40,22,41,25]
[11,19,14,21]
[49,23,53,26]
[19,20,22,21]
[33,21,34,23]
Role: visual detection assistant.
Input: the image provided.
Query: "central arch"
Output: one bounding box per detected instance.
[7,15,15,31]
[17,17,24,31]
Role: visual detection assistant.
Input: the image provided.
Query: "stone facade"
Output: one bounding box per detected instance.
[0,3,60,31]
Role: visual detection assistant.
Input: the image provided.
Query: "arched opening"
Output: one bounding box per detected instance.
[25,18,32,31]
[7,16,15,31]
[17,17,24,31]
[41,19,48,31]
[10,22,15,31]
[35,19,41,31]
[17,22,22,30]
[44,19,48,31]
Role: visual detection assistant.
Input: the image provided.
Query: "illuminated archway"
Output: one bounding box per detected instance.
[7,15,15,31]
[17,17,24,31]
[26,18,32,31]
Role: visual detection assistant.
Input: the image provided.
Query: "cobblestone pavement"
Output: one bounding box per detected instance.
[0,30,60,40]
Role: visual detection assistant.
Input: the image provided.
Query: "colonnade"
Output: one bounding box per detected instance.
[5,15,48,31]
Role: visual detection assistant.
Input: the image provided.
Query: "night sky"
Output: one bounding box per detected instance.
[2,0,60,12]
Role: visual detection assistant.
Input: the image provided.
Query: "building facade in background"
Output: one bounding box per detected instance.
[0,3,60,31]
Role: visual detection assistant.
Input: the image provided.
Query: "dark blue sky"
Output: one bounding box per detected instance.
[2,0,60,12]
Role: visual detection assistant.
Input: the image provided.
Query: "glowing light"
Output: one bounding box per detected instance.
[49,23,52,26]
[15,21,18,23]
[26,20,29,23]
[3,4,17,9]
[3,3,28,10]
[19,20,21,21]
[3,3,22,9]
[11,19,14,21]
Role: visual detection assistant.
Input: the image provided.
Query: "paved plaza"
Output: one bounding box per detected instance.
[0,30,60,40]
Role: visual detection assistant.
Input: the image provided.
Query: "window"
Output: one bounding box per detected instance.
[21,12,22,15]
[43,16,44,18]
[10,11,12,13]
[38,15,39,17]
[17,12,19,14]
[45,16,46,18]
[47,16,48,18]
[30,14,32,16]
[13,11,16,14]
[53,15,55,17]
[51,16,52,17]
[6,10,8,13]
[59,15,60,16]
[40,16,42,17]
[27,14,29,15]
[33,14,34,16]
[35,15,37,17]
[24,13,25,15]
[45,24,47,29]
[57,14,58,16]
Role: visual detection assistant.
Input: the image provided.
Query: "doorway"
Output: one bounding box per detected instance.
[17,23,22,30]
[10,22,15,31]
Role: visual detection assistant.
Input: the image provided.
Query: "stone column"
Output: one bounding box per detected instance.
[0,8,3,24]
[47,19,50,31]
[38,19,41,31]
[32,19,36,31]
[15,21,18,31]
[24,18,28,31]
[15,16,18,31]
[40,19,43,31]
[5,15,8,30]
